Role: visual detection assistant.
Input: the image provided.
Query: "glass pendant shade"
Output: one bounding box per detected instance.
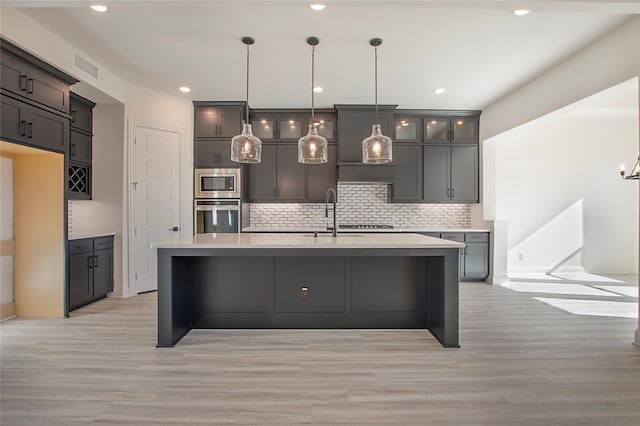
[231,123,262,163]
[363,124,392,164]
[298,124,328,164]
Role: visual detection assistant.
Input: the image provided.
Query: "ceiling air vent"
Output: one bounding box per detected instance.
[74,54,98,79]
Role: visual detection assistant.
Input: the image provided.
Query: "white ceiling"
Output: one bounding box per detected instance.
[5,1,640,109]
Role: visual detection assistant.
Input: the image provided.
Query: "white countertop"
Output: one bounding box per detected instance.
[242,226,490,233]
[155,232,465,249]
[68,232,115,240]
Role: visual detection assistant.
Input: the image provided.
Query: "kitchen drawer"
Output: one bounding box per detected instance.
[94,236,114,250]
[69,238,93,255]
[440,232,464,242]
[465,232,489,243]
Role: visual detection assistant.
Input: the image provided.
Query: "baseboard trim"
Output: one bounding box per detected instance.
[1,302,16,321]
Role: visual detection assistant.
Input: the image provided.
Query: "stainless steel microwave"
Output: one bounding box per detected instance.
[194,168,241,199]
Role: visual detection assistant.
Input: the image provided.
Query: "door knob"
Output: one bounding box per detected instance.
[169,227,179,232]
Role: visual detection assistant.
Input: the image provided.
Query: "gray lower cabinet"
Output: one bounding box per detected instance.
[68,236,114,312]
[428,232,489,281]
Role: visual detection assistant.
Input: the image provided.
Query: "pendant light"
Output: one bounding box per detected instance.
[298,36,328,164]
[231,36,262,163]
[362,38,392,164]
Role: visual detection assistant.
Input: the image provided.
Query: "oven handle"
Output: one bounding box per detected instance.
[194,206,240,212]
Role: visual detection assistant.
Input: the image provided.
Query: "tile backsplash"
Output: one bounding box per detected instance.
[249,183,471,228]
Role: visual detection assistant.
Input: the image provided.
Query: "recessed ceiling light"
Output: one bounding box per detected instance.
[90,5,108,13]
[179,86,191,93]
[313,86,323,93]
[513,9,530,16]
[310,4,326,11]
[433,88,446,95]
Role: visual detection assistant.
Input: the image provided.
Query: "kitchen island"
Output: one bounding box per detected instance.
[156,233,464,348]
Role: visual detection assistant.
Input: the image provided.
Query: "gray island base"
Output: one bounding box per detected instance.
[156,233,464,348]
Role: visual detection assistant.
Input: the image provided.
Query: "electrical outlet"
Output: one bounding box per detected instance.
[518,252,525,261]
[300,286,309,301]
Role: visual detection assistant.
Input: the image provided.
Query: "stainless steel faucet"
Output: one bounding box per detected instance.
[325,187,337,237]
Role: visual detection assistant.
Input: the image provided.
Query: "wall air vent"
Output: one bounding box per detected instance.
[74,54,98,79]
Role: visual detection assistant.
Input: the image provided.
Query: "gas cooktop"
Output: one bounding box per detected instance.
[339,224,394,229]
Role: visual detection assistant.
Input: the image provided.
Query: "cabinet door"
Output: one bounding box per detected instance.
[251,114,276,141]
[276,145,306,201]
[278,113,307,141]
[217,108,243,138]
[423,146,450,202]
[68,252,93,310]
[312,113,336,141]
[338,113,363,162]
[215,140,236,168]
[194,106,221,138]
[248,144,277,201]
[307,144,337,202]
[463,242,489,280]
[70,99,93,133]
[392,145,423,202]
[424,117,450,143]
[69,129,92,164]
[194,140,217,168]
[394,116,421,142]
[0,95,26,143]
[0,52,28,99]
[450,146,478,202]
[28,66,69,113]
[92,248,114,298]
[451,117,478,144]
[28,105,69,153]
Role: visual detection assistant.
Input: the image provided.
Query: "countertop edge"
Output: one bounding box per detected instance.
[68,232,116,241]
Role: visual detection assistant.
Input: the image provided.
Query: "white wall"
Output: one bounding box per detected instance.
[491,80,639,275]
[0,156,14,306]
[69,104,126,296]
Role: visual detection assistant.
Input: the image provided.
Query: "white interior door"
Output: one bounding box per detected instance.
[133,124,180,294]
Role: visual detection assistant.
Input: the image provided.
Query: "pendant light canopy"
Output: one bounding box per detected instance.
[298,36,328,164]
[362,38,392,164]
[231,36,262,164]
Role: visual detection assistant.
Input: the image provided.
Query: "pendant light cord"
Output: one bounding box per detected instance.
[374,46,378,122]
[245,43,250,124]
[311,45,316,124]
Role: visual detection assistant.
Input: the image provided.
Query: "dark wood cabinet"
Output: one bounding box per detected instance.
[336,105,396,163]
[429,232,489,281]
[0,50,71,114]
[422,145,478,203]
[194,139,236,168]
[0,94,69,153]
[68,92,95,200]
[391,145,423,202]
[193,101,245,139]
[68,235,114,312]
[307,145,337,202]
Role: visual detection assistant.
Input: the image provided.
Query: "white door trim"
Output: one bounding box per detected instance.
[126,119,185,296]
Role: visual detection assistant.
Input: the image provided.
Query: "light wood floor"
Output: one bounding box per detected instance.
[1,277,639,425]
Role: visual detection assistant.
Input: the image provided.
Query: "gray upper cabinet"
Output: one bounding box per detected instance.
[336,105,396,163]
[423,145,451,202]
[450,145,478,202]
[248,145,277,201]
[394,116,422,143]
[193,101,245,139]
[194,139,236,168]
[68,92,95,200]
[391,145,423,202]
[276,145,306,201]
[424,116,478,144]
[307,144,337,202]
[70,93,94,134]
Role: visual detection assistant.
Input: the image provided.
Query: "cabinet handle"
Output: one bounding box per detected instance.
[71,144,76,157]
[88,256,94,269]
[273,188,277,198]
[217,124,222,135]
[71,110,76,123]
[447,188,450,198]
[450,188,455,199]
[19,121,27,136]
[93,255,99,268]
[27,78,34,94]
[20,75,27,91]
[26,122,33,138]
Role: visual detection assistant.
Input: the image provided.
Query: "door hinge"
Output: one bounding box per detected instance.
[135,273,138,280]
[134,137,137,145]
[134,228,137,236]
